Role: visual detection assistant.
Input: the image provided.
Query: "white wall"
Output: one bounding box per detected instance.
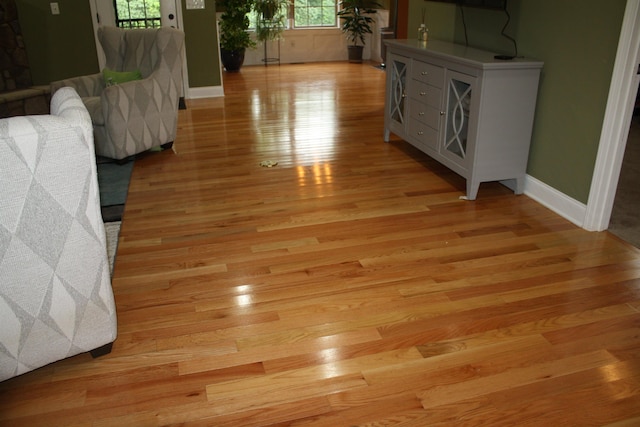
[242,28,372,65]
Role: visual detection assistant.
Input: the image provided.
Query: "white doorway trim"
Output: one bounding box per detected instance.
[584,0,640,231]
[88,0,114,69]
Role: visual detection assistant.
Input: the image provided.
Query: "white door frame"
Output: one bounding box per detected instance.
[88,0,114,69]
[88,0,190,99]
[584,0,640,231]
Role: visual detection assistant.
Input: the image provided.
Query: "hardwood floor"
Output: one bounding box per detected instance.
[2,62,640,426]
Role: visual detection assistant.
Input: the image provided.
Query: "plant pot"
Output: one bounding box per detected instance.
[221,48,246,72]
[347,45,364,63]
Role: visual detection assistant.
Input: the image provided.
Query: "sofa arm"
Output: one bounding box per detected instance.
[0,88,117,381]
[99,75,178,156]
[50,86,95,145]
[50,73,104,98]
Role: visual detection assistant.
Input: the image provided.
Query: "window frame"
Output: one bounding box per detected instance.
[248,0,339,31]
[292,0,339,29]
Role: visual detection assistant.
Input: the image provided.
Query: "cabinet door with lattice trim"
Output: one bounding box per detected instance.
[384,53,410,141]
[441,70,478,172]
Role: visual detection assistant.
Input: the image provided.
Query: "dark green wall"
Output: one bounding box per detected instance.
[16,0,98,84]
[182,0,221,87]
[408,0,626,204]
[15,0,221,88]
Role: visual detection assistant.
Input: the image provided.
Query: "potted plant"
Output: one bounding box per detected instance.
[218,0,256,72]
[253,0,288,43]
[337,0,381,63]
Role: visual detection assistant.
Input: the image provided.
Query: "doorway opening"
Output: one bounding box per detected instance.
[608,92,640,248]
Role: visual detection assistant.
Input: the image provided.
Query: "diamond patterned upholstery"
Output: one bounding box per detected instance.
[0,87,117,381]
[50,26,185,161]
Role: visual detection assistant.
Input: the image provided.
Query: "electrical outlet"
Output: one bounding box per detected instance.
[50,2,60,15]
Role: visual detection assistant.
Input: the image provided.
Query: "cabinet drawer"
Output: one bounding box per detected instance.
[409,98,441,130]
[409,81,442,109]
[411,61,444,87]
[407,119,439,151]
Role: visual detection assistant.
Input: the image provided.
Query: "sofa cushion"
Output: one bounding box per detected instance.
[102,68,142,87]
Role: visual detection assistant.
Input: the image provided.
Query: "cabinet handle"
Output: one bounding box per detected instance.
[419,112,425,116]
[421,71,428,75]
[420,91,426,96]
[417,131,424,135]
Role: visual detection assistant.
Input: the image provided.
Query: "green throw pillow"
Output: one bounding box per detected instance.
[103,68,142,87]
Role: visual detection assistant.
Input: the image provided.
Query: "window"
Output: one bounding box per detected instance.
[293,0,337,28]
[248,3,289,30]
[247,0,338,32]
[114,0,161,28]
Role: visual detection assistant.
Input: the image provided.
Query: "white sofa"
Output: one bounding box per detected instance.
[0,87,118,381]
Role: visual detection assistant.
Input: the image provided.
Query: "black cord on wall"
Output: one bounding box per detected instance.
[457,0,519,60]
[498,1,518,59]
[459,4,469,46]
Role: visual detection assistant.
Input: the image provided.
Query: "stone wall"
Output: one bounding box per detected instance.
[0,0,48,117]
[0,0,32,93]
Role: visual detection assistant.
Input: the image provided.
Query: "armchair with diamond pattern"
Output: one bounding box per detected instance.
[51,26,185,161]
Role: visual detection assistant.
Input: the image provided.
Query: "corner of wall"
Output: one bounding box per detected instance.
[524,174,587,228]
[188,85,224,99]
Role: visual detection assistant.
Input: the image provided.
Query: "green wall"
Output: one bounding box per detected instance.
[181,0,221,88]
[15,0,221,88]
[16,0,98,84]
[408,0,626,204]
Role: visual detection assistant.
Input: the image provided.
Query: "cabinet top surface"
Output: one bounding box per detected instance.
[385,39,543,70]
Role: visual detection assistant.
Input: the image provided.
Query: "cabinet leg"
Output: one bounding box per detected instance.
[384,128,390,142]
[514,177,525,195]
[465,179,480,201]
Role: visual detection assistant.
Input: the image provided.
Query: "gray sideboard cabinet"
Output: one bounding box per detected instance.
[383,39,543,200]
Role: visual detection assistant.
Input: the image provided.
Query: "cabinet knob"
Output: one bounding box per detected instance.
[402,93,406,98]
[440,111,445,116]
[420,91,426,96]
[417,131,424,135]
[419,112,425,116]
[421,71,428,75]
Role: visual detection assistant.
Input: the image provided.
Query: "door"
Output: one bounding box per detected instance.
[441,70,476,171]
[92,0,179,29]
[160,0,179,27]
[385,53,409,139]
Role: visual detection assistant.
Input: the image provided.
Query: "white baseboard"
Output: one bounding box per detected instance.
[187,86,224,99]
[523,175,587,228]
